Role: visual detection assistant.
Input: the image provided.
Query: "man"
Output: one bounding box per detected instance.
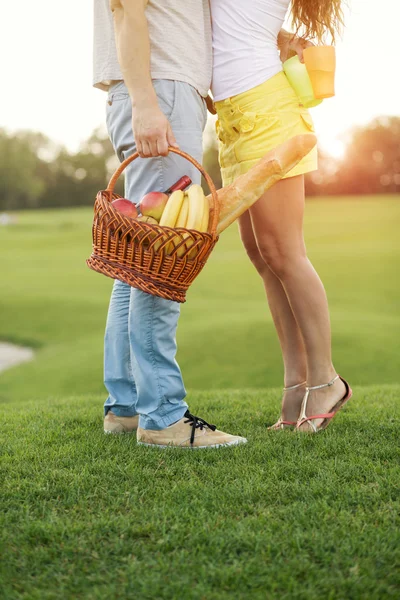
[93,0,247,448]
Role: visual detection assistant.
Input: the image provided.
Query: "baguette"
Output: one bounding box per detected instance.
[206,134,317,234]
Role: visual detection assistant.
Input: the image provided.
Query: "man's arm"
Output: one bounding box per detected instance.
[110,0,178,157]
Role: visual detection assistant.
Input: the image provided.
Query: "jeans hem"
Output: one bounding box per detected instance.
[104,405,138,418]
[139,403,188,431]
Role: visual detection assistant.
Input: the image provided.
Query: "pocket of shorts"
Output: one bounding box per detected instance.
[299,109,315,132]
[237,111,257,133]
[216,119,239,169]
[216,119,226,143]
[215,119,227,167]
[233,111,280,163]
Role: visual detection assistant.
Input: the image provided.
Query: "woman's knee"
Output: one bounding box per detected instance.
[238,217,265,274]
[257,238,306,279]
[242,239,268,274]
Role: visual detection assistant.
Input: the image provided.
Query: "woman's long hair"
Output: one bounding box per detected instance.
[291,0,345,43]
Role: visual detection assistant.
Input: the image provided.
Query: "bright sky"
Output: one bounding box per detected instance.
[1,1,399,158]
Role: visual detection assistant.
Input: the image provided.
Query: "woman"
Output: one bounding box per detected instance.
[210,0,352,432]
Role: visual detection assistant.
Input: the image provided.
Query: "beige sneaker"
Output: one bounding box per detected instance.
[137,410,247,449]
[104,411,139,434]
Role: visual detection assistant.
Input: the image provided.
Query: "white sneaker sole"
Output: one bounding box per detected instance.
[104,429,137,435]
[136,438,247,449]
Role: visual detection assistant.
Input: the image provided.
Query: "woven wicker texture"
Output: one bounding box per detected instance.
[87,148,220,303]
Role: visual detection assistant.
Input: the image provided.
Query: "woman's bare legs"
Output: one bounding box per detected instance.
[241,175,346,430]
[238,211,307,423]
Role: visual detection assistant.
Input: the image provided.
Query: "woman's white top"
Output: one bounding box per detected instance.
[211,0,290,101]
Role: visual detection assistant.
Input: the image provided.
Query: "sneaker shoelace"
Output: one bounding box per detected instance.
[183,410,216,446]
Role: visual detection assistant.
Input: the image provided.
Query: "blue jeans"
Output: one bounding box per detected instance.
[103,80,207,430]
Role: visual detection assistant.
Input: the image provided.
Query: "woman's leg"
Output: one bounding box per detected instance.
[248,175,346,430]
[238,211,307,423]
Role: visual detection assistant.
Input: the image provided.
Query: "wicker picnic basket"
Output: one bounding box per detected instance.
[86,147,220,303]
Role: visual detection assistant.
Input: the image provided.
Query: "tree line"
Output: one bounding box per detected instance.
[0,116,399,211]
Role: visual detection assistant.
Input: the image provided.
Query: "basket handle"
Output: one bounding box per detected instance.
[106,147,220,237]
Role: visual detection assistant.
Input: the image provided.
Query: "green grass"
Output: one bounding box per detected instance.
[1,388,400,599]
[1,196,400,598]
[1,196,400,402]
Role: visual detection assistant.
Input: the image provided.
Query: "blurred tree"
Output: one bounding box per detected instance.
[337,116,400,195]
[40,127,124,208]
[1,116,399,211]
[0,127,124,211]
[306,116,400,196]
[0,129,48,210]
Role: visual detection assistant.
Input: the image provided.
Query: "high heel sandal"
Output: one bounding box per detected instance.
[268,381,307,430]
[296,374,353,433]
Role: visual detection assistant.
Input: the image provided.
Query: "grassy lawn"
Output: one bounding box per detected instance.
[0,196,399,402]
[1,388,399,599]
[1,196,400,598]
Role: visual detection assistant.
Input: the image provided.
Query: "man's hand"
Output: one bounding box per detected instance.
[133,103,178,158]
[278,29,314,63]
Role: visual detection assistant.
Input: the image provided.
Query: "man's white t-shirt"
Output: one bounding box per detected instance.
[93,0,212,98]
[211,0,290,101]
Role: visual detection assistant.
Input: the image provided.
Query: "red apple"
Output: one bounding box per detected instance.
[140,191,168,221]
[111,198,138,219]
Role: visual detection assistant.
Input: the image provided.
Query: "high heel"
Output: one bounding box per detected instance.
[268,381,307,430]
[296,375,353,433]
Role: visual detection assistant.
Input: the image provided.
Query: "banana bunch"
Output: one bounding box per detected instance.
[159,184,209,257]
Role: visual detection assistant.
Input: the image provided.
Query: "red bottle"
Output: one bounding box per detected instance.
[164,176,192,194]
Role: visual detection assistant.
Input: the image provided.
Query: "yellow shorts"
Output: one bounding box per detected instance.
[215,71,318,187]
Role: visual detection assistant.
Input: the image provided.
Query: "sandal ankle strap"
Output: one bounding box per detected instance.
[298,375,341,427]
[283,381,307,392]
[306,374,340,392]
